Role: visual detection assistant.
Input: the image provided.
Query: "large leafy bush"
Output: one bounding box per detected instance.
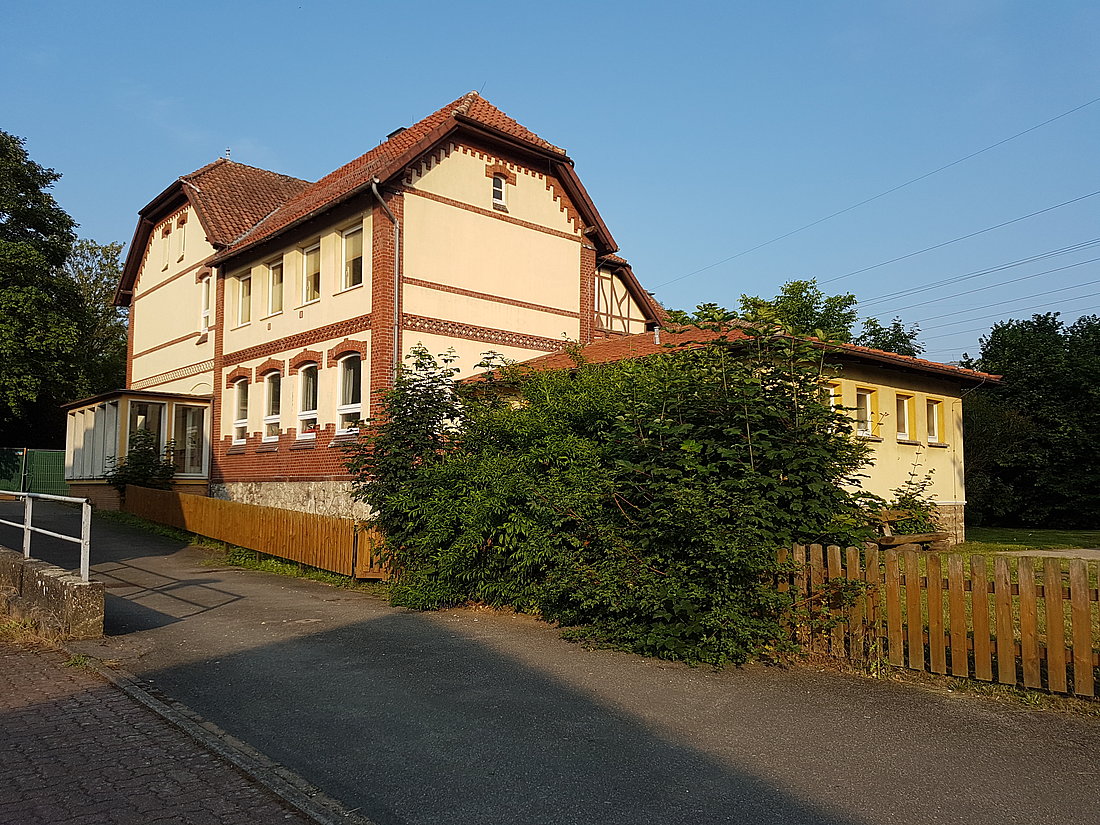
[347,330,875,664]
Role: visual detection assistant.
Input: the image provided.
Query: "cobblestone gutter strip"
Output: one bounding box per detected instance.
[65,645,377,825]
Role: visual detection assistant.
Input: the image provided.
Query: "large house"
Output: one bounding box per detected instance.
[63,93,993,540]
[64,93,663,514]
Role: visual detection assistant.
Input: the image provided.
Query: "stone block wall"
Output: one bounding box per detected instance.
[0,546,104,639]
[210,480,371,520]
[932,503,965,544]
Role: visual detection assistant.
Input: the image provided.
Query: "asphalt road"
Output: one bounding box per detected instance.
[3,501,1098,825]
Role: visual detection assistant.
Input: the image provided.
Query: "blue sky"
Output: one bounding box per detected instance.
[3,1,1097,361]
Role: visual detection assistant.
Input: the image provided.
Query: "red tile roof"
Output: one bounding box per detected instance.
[179,159,310,246]
[216,92,567,261]
[471,326,1002,384]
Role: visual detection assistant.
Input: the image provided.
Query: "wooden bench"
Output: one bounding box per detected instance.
[877,509,950,550]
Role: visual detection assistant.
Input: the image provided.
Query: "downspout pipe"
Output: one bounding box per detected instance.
[370,178,400,380]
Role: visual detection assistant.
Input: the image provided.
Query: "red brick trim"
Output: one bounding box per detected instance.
[222,316,371,366]
[225,367,252,388]
[211,269,226,481]
[402,314,564,353]
[125,297,134,388]
[369,190,402,417]
[130,359,215,391]
[132,331,202,360]
[196,266,212,283]
[254,358,284,378]
[484,163,517,185]
[403,187,580,244]
[579,246,596,344]
[327,339,368,367]
[288,349,323,374]
[403,277,580,319]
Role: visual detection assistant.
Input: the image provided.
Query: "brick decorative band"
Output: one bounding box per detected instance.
[131,359,215,390]
[403,187,580,244]
[132,331,203,360]
[132,255,215,303]
[402,314,565,353]
[403,277,580,319]
[254,358,284,378]
[222,316,372,366]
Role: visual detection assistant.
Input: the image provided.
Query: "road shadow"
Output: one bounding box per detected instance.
[141,612,863,825]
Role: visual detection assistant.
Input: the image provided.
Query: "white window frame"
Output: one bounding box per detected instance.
[302,243,321,305]
[927,399,943,443]
[237,273,252,326]
[297,363,319,439]
[341,227,364,290]
[896,393,913,441]
[232,379,249,445]
[263,372,281,442]
[127,401,166,453]
[492,174,506,206]
[336,354,362,434]
[172,403,207,477]
[161,226,171,270]
[268,259,284,316]
[199,276,212,333]
[855,388,874,437]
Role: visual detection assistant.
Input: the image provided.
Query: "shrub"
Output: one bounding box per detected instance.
[104,429,176,497]
[347,330,878,665]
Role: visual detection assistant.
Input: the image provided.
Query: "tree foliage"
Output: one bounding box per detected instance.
[670,279,924,357]
[64,239,128,394]
[348,334,879,665]
[961,313,1100,528]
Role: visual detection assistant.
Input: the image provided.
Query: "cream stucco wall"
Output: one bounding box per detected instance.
[219,332,371,441]
[129,206,216,391]
[399,332,552,381]
[833,364,965,507]
[221,212,373,356]
[403,195,581,313]
[409,143,578,236]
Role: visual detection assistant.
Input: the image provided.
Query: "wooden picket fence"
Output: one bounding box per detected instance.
[123,486,387,579]
[782,544,1100,698]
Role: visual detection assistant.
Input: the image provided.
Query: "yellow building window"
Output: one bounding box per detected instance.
[895,393,915,440]
[927,398,946,444]
[855,388,877,437]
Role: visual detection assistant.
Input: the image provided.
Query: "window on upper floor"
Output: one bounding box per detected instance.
[342,227,363,289]
[298,364,318,438]
[492,174,506,207]
[855,388,877,437]
[336,355,362,434]
[237,273,252,326]
[161,226,172,270]
[232,379,249,444]
[263,372,281,441]
[177,214,187,262]
[896,393,915,441]
[268,259,284,315]
[303,243,321,304]
[927,398,945,444]
[199,276,212,333]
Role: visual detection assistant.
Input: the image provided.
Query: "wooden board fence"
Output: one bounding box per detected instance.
[124,487,387,579]
[786,544,1100,698]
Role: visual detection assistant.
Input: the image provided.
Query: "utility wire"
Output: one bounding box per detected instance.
[654,95,1100,289]
[921,301,1100,341]
[820,191,1100,284]
[859,238,1100,308]
[914,277,1100,325]
[877,257,1100,315]
[921,288,1100,332]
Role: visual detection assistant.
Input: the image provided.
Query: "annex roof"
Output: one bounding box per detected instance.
[474,326,1001,385]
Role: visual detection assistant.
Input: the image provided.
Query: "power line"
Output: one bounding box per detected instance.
[878,257,1100,315]
[859,238,1100,308]
[921,301,1100,342]
[921,288,1100,332]
[654,95,1100,289]
[914,277,1100,326]
[820,190,1100,284]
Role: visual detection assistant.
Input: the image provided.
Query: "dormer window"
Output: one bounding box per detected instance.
[492,174,506,207]
[161,225,172,270]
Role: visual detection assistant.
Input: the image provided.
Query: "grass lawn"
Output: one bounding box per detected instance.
[959,527,1100,555]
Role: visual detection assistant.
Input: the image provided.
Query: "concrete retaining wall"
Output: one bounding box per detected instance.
[0,546,104,639]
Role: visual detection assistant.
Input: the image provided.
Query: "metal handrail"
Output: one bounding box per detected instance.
[0,492,92,582]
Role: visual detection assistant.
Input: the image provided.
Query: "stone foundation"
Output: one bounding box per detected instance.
[932,503,965,544]
[0,546,104,639]
[67,480,209,511]
[210,481,371,520]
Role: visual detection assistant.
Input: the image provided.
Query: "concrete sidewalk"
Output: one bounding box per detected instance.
[4,502,1100,825]
[0,641,318,825]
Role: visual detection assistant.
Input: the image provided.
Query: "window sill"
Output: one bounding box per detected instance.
[857,434,884,442]
[196,332,209,345]
[928,441,950,449]
[227,444,246,455]
[290,439,316,451]
[896,438,921,446]
[335,283,364,295]
[230,322,251,331]
[298,299,321,309]
[256,443,279,453]
[260,311,283,321]
[492,202,509,213]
